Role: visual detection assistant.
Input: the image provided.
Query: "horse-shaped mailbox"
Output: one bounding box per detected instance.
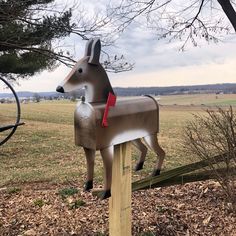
[56,38,165,199]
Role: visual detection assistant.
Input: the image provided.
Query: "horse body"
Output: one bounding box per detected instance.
[57,38,165,199]
[75,96,159,150]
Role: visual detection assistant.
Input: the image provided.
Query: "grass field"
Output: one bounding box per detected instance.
[159,93,236,106]
[0,94,236,188]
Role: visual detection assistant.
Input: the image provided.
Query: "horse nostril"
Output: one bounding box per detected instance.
[56,86,64,93]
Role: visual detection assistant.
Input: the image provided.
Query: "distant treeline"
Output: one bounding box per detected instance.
[60,83,236,98]
[114,83,236,96]
[1,83,236,99]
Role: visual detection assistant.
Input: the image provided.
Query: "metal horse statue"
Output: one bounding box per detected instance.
[57,38,165,199]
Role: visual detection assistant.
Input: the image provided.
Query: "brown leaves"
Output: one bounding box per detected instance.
[203,215,212,226]
[24,229,37,236]
[0,181,235,235]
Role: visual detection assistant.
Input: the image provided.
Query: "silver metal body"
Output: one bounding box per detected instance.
[75,97,159,150]
[56,38,165,199]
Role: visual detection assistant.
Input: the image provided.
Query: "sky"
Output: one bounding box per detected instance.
[3,0,236,92]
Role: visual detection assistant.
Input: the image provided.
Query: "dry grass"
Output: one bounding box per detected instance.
[1,94,235,188]
[159,93,236,106]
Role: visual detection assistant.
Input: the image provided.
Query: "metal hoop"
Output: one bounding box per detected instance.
[0,76,21,146]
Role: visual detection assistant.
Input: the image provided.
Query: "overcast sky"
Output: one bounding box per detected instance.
[5,0,236,92]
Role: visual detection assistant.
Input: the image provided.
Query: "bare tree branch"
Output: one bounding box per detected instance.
[0,0,133,80]
[107,0,235,49]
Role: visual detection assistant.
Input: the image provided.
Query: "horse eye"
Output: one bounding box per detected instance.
[78,68,83,73]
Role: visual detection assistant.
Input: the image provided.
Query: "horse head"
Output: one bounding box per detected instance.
[56,38,114,103]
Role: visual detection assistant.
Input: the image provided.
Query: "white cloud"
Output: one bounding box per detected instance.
[9,1,236,92]
[15,65,71,93]
[111,57,236,87]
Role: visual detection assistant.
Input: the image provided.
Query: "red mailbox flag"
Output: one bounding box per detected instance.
[102,92,117,127]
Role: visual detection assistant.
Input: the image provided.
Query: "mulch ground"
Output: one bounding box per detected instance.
[0,180,235,236]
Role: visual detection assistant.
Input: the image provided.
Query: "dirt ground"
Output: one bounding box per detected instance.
[0,180,235,236]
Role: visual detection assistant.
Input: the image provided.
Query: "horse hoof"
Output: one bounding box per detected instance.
[99,189,111,200]
[134,161,144,171]
[84,180,93,191]
[151,169,161,177]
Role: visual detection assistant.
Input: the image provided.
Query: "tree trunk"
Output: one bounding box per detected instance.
[217,0,236,32]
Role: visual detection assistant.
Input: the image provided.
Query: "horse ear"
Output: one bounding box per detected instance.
[88,38,101,65]
[84,38,94,56]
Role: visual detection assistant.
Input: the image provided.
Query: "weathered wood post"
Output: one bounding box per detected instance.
[109,142,132,236]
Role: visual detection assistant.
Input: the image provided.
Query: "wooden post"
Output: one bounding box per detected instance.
[109,142,132,236]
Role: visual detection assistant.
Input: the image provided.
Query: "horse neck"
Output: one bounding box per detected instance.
[85,74,114,103]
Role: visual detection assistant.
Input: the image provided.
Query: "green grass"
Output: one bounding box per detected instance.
[159,93,236,106]
[6,186,21,194]
[0,96,235,188]
[20,101,75,124]
[33,199,45,207]
[68,199,86,209]
[58,187,79,198]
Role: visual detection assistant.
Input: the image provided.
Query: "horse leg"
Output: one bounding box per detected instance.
[83,148,95,191]
[132,139,148,171]
[143,134,165,176]
[100,146,113,199]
